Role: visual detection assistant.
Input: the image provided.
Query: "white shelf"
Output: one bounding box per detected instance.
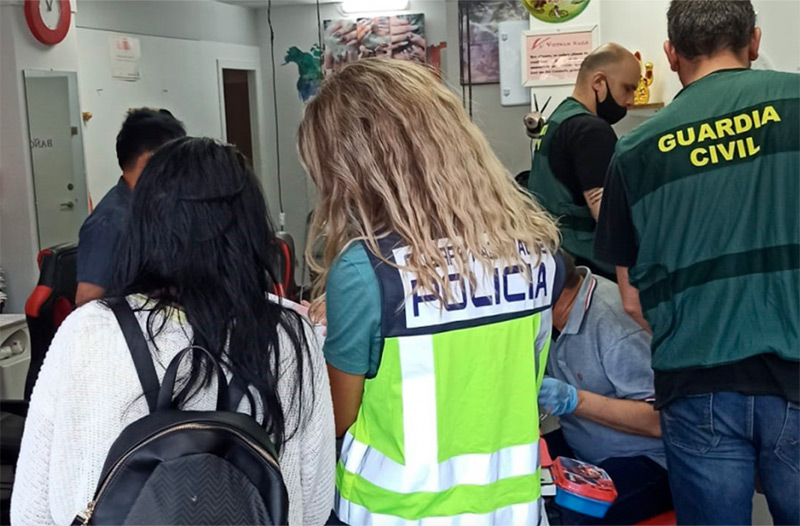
[628,102,665,118]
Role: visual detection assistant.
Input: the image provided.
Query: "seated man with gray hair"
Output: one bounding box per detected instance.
[540,253,672,524]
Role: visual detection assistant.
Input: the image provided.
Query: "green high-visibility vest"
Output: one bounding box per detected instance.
[528,98,612,274]
[335,235,556,525]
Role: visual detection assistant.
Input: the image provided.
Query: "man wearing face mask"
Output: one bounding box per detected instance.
[528,43,640,279]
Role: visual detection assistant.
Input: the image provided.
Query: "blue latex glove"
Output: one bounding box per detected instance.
[538,377,579,416]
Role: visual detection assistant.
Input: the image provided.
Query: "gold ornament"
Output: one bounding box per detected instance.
[634,51,654,106]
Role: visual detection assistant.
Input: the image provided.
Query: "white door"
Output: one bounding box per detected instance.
[24,71,89,249]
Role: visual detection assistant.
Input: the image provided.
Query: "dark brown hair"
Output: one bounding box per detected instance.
[668,0,756,59]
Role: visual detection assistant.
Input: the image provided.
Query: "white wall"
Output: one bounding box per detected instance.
[612,0,800,135]
[0,0,82,313]
[257,2,323,254]
[77,28,262,202]
[601,0,800,99]
[443,1,533,176]
[258,0,800,286]
[599,0,800,104]
[599,0,679,104]
[76,0,259,47]
[75,0,264,203]
[534,0,800,135]
[258,0,534,283]
[750,0,800,73]
[0,0,262,313]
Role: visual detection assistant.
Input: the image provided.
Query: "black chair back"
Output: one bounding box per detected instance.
[24,243,78,400]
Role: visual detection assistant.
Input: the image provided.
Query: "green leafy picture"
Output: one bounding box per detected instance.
[284,44,324,102]
[524,0,591,24]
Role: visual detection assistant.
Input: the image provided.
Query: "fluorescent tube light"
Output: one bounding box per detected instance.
[341,0,410,14]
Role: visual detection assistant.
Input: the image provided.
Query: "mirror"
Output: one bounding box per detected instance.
[23,70,89,250]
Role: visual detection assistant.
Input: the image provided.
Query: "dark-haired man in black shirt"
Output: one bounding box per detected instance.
[528,43,640,279]
[76,109,185,306]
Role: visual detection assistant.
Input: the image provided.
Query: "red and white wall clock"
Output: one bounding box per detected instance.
[24,0,71,46]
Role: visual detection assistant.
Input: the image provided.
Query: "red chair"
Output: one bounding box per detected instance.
[23,243,78,400]
[637,510,677,525]
[273,232,298,301]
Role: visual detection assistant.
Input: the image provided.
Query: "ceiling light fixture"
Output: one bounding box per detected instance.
[341,0,410,15]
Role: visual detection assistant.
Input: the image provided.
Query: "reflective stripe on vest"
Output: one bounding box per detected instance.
[336,238,556,524]
[339,432,541,493]
[337,495,548,526]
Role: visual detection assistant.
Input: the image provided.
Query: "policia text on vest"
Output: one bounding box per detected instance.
[658,105,781,167]
[402,241,552,325]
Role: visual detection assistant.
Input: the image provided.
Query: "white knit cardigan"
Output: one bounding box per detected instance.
[11,296,335,526]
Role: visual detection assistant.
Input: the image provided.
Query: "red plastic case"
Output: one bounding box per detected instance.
[551,457,618,518]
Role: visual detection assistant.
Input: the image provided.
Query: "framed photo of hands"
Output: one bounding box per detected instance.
[323,14,427,74]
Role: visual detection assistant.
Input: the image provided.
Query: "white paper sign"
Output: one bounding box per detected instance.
[523,26,598,87]
[109,35,141,81]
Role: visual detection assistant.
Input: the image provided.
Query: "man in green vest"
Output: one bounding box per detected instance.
[528,43,640,278]
[594,1,799,524]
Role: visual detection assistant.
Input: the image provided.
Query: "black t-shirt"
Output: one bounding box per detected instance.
[654,355,799,409]
[593,161,638,267]
[549,114,617,206]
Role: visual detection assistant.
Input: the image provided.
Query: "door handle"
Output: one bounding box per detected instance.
[60,201,75,210]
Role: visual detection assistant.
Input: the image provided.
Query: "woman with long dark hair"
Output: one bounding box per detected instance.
[12,138,335,526]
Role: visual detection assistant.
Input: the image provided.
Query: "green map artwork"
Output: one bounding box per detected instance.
[522,0,591,23]
[284,44,324,102]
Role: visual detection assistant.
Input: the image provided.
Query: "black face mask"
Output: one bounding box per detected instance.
[595,81,627,124]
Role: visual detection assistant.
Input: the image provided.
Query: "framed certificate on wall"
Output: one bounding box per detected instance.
[523,25,599,87]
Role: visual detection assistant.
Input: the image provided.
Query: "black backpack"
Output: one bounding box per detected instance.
[72,298,289,525]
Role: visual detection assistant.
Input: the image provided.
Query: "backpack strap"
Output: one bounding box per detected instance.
[229,376,258,420]
[158,346,230,411]
[108,297,160,413]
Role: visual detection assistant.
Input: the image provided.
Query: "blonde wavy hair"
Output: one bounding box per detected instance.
[299,58,559,302]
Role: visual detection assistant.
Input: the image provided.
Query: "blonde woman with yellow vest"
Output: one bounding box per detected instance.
[299,59,564,525]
